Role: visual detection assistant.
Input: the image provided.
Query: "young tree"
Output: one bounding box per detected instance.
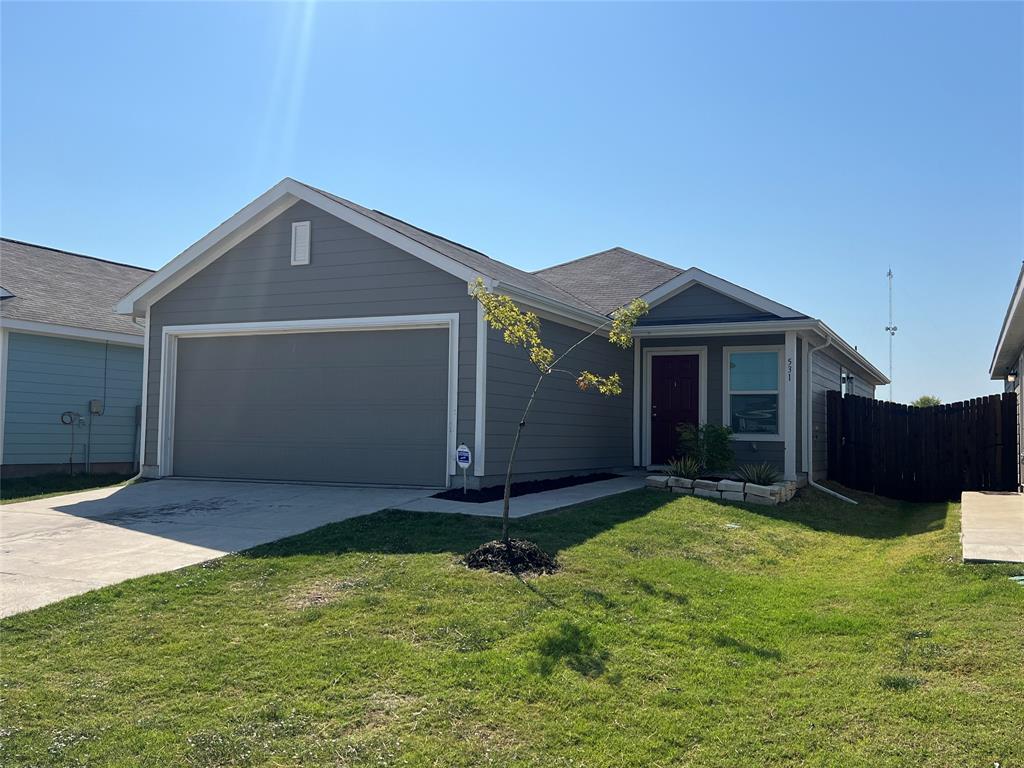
[470,278,648,542]
[911,394,941,408]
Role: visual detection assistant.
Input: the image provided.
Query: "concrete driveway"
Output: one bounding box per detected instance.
[0,479,430,617]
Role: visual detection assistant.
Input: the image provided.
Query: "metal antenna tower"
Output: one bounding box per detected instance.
[885,268,897,401]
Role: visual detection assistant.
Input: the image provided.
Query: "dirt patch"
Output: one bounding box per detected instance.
[433,473,619,503]
[464,539,559,576]
[284,578,367,610]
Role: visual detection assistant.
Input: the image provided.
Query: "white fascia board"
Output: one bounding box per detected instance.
[0,318,144,347]
[642,267,805,319]
[990,267,1024,378]
[117,178,483,317]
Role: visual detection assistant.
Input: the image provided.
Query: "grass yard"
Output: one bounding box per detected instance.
[1,487,1022,767]
[0,472,135,504]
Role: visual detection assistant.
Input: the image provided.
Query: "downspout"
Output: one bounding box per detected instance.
[806,334,858,505]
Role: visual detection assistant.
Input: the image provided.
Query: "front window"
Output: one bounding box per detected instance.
[726,349,780,435]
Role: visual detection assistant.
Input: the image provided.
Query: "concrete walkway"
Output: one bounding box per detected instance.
[0,480,428,617]
[961,491,1024,563]
[1,475,647,617]
[396,475,646,517]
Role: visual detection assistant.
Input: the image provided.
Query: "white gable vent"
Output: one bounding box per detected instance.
[290,221,311,265]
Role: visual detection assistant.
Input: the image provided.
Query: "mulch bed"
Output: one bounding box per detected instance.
[433,472,619,504]
[464,538,560,576]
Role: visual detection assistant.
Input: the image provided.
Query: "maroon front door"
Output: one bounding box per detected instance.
[650,354,700,465]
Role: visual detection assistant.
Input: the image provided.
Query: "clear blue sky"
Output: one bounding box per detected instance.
[2,2,1021,403]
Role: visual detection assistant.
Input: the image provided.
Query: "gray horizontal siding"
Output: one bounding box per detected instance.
[145,201,476,477]
[639,334,788,473]
[810,349,841,477]
[641,284,777,325]
[3,332,142,467]
[483,318,633,483]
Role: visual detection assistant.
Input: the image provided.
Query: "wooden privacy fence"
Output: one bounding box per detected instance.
[826,391,1019,501]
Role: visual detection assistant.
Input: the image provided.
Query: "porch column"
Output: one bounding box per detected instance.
[784,330,798,480]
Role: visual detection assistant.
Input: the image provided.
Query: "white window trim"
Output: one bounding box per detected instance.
[156,313,460,487]
[290,220,311,265]
[722,344,785,442]
[641,346,708,467]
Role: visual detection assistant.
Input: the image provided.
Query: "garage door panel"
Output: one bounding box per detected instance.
[173,404,447,445]
[172,441,444,486]
[171,328,449,486]
[176,366,448,407]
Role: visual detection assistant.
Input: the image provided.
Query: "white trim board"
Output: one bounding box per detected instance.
[473,301,488,477]
[632,342,641,466]
[641,346,708,467]
[721,344,785,443]
[155,313,461,487]
[0,318,144,347]
[139,308,151,472]
[784,331,798,480]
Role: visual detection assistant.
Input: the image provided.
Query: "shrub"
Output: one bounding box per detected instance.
[677,423,734,473]
[736,462,780,486]
[665,456,702,479]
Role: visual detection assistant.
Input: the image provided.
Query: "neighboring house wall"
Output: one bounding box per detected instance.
[2,332,143,476]
[638,334,788,471]
[483,318,634,483]
[142,201,478,481]
[642,285,776,324]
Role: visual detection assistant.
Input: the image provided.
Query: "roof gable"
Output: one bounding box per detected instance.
[117,178,601,320]
[641,267,805,320]
[640,283,782,325]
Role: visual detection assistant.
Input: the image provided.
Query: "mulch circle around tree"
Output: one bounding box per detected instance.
[464,538,560,576]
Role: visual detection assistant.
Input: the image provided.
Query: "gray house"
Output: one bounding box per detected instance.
[116,179,886,489]
[0,240,153,477]
[991,262,1023,488]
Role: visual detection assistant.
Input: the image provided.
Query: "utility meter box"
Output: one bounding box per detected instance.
[89,399,104,415]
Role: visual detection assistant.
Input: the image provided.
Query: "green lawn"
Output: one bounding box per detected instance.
[0,472,135,504]
[1,487,1022,767]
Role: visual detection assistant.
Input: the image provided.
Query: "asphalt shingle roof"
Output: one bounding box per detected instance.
[1,239,152,336]
[533,247,684,315]
[304,183,605,316]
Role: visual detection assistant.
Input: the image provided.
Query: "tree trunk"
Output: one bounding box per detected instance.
[501,373,546,541]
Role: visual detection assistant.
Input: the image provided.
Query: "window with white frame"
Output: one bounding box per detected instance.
[725,348,781,436]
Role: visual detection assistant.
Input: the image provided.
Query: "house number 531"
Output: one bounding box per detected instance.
[787,356,793,382]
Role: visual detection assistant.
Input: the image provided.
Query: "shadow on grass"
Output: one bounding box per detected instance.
[244,488,671,560]
[244,482,953,564]
[737,485,951,539]
[529,620,609,678]
[713,634,782,661]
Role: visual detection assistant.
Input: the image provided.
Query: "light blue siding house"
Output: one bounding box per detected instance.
[0,240,153,477]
